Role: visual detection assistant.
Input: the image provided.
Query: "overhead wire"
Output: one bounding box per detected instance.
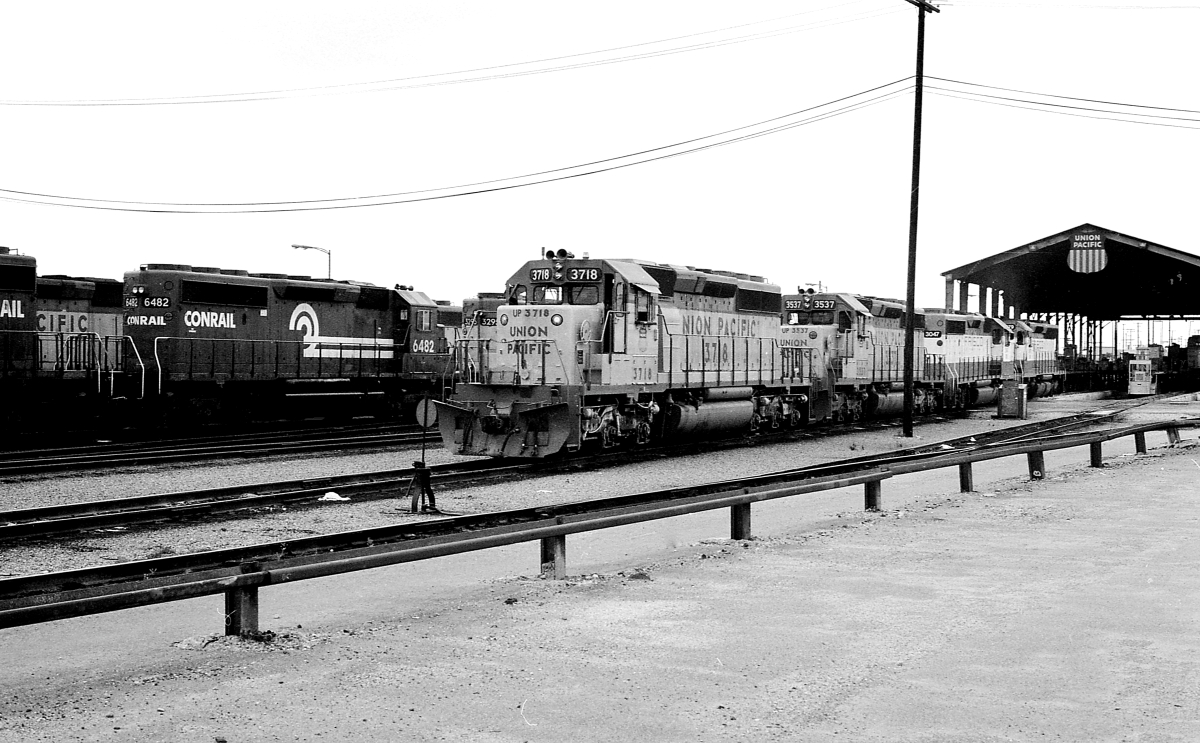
[0,79,917,213]
[926,76,1200,115]
[4,72,1197,213]
[0,1,904,107]
[925,83,1200,130]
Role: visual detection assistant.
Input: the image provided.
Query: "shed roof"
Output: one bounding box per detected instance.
[941,224,1200,320]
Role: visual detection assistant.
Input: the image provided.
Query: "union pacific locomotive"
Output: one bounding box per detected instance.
[435,252,1065,458]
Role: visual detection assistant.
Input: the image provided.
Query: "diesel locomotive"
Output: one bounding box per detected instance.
[435,251,1065,458]
[122,264,460,421]
[0,247,127,433]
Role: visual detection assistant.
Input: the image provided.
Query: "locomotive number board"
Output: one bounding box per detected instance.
[125,296,170,308]
[529,267,600,282]
[784,299,835,310]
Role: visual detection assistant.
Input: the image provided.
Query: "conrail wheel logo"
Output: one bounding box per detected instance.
[289,303,320,353]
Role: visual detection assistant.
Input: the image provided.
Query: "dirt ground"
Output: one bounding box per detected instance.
[3,434,1200,741]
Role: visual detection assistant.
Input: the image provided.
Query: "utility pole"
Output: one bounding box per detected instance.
[901,0,939,438]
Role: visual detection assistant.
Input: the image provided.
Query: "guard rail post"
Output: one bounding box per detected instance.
[1166,426,1181,445]
[224,563,261,636]
[730,503,752,540]
[1089,442,1103,467]
[958,463,973,493]
[1134,432,1147,454]
[540,535,566,580]
[864,480,882,511]
[1027,451,1045,480]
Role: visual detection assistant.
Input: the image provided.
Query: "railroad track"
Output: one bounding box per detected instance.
[0,394,1162,541]
[4,411,1197,631]
[0,422,434,476]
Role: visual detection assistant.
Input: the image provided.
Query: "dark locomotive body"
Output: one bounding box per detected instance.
[0,248,129,434]
[121,264,456,423]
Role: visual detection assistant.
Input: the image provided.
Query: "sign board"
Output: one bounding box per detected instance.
[1068,234,1108,274]
[415,398,438,429]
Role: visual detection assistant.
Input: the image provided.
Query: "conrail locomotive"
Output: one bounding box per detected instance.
[122,263,460,421]
[0,250,461,435]
[434,251,1065,458]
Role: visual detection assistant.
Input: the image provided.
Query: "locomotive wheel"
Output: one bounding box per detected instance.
[601,422,619,448]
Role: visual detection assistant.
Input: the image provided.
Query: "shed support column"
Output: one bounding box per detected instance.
[1089,442,1103,467]
[991,289,1000,318]
[224,563,261,636]
[864,480,882,511]
[730,503,752,540]
[958,280,970,313]
[1166,427,1181,445]
[958,463,973,493]
[945,278,956,312]
[1027,451,1045,480]
[1134,432,1147,454]
[540,535,566,580]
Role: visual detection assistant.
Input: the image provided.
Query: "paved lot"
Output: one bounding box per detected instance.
[2,424,1199,741]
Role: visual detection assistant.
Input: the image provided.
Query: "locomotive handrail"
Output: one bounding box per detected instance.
[151,336,399,395]
[122,336,146,400]
[657,317,776,389]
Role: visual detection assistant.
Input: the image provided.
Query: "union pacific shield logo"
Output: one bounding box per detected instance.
[1068,234,1108,273]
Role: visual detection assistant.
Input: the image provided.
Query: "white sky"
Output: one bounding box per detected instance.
[1,0,1197,317]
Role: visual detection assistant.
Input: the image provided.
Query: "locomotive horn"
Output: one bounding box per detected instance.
[545,250,556,260]
[556,249,574,260]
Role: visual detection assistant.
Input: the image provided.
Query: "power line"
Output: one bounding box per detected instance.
[927,87,1200,130]
[928,76,1200,115]
[0,2,903,107]
[0,79,916,213]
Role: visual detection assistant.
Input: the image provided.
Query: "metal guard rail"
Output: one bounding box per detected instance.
[0,417,1194,633]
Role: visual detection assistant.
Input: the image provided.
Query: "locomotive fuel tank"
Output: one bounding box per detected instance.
[666,399,754,436]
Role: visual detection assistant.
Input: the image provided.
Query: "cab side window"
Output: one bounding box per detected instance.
[837,311,853,332]
[634,287,653,323]
[415,309,433,332]
[511,285,528,305]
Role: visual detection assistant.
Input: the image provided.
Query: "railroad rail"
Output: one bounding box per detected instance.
[0,422,434,476]
[0,402,1129,541]
[1,413,1194,634]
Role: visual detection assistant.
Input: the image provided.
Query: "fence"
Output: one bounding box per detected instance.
[0,418,1192,635]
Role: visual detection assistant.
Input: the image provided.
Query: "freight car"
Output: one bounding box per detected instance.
[121,264,459,423]
[435,252,1064,458]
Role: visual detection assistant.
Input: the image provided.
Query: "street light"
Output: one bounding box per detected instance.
[292,244,331,279]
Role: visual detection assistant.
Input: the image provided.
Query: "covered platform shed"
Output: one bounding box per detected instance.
[941,223,1200,368]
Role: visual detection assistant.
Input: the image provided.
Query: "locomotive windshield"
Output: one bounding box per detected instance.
[0,265,36,292]
[510,284,601,305]
[786,310,836,326]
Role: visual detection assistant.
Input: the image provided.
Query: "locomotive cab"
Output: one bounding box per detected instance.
[438,253,642,456]
[0,248,38,379]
